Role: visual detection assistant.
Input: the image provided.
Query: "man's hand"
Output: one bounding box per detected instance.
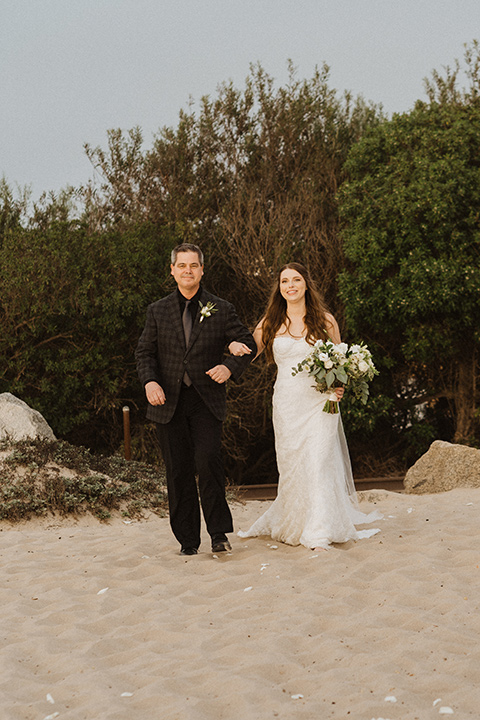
[206,364,232,384]
[145,381,166,405]
[228,341,252,357]
[334,386,345,401]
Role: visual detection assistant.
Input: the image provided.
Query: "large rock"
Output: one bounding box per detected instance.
[0,393,56,442]
[404,439,480,494]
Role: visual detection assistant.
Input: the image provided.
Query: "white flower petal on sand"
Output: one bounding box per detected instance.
[121,692,134,697]
[46,693,54,704]
[407,508,413,513]
[244,586,253,592]
[291,694,304,700]
[439,708,454,715]
[433,699,442,707]
[97,587,109,595]
[309,555,319,559]
[384,696,397,702]
[270,545,278,549]
[466,503,474,506]
[43,713,59,720]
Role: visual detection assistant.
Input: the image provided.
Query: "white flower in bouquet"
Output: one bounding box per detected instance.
[331,343,348,366]
[292,339,378,413]
[343,344,378,404]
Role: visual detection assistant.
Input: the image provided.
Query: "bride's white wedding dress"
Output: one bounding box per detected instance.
[238,336,382,549]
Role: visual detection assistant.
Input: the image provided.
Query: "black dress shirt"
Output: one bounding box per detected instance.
[177,286,201,328]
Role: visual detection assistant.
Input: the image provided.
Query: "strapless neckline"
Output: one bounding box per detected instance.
[274,335,308,342]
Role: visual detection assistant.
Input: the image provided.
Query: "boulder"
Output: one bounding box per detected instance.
[404,439,480,494]
[0,393,56,442]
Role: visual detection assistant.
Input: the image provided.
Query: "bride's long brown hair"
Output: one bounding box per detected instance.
[261,263,331,363]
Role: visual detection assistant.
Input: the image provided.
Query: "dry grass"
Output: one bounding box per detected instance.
[0,438,169,522]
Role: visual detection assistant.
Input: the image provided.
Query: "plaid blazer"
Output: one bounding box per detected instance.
[135,288,256,423]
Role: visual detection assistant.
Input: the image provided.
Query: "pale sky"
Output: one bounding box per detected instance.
[1,0,479,198]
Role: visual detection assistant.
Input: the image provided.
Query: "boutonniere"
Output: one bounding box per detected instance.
[199,301,218,322]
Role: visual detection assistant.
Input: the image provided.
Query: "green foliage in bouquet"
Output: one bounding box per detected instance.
[292,340,378,413]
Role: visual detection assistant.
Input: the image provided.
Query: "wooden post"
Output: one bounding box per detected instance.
[123,405,131,460]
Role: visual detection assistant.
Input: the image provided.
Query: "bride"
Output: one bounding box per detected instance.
[232,263,381,551]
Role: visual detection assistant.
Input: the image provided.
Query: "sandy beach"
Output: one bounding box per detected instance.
[1,488,479,720]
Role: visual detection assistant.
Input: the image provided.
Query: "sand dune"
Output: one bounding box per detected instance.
[1,488,479,719]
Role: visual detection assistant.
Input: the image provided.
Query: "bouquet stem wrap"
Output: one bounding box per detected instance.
[324,390,340,414]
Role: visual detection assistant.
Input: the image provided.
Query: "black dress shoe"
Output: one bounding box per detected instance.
[180,547,198,556]
[211,539,232,553]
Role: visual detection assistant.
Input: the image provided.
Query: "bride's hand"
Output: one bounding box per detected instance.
[228,341,252,357]
[334,386,345,400]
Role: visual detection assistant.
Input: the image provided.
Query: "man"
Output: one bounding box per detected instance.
[135,243,256,556]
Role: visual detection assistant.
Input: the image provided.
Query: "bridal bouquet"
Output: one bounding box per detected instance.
[292,340,378,413]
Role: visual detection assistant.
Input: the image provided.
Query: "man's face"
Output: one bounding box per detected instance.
[171,251,204,297]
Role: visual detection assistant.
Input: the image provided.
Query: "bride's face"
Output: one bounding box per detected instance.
[279,268,307,303]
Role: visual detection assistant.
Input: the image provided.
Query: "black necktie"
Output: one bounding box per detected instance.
[182,300,192,386]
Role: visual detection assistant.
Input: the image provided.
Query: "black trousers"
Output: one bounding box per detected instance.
[156,384,233,549]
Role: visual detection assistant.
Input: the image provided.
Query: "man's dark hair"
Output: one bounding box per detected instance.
[171,244,204,265]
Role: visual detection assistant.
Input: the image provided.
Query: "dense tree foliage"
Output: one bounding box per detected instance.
[0,190,175,450]
[3,49,479,483]
[338,46,480,455]
[81,63,381,479]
